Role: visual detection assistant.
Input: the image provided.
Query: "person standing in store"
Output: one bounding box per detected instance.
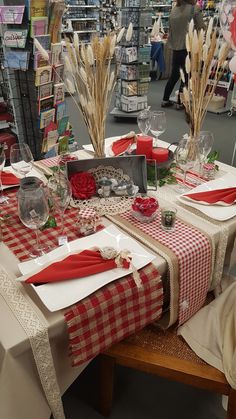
[161,0,205,109]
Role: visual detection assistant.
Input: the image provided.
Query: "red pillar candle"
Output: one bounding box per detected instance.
[136,136,153,159]
[152,147,169,163]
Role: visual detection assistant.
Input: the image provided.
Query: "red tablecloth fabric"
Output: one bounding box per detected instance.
[117,210,212,325]
[64,262,163,366]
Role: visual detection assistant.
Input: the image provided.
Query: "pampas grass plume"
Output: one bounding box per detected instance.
[117,27,125,43]
[126,22,133,42]
[34,38,49,61]
[180,68,185,83]
[186,33,190,52]
[188,19,194,36]
[185,54,191,74]
[79,67,87,83]
[64,55,74,74]
[65,78,75,94]
[192,30,199,54]
[74,32,79,51]
[87,45,94,65]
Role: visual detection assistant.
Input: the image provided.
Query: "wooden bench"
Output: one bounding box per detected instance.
[99,325,236,418]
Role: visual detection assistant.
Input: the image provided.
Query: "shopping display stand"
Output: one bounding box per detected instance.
[228,79,236,117]
[111,0,152,119]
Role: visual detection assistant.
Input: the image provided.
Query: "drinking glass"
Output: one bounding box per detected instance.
[149,111,166,147]
[18,182,49,258]
[48,175,72,244]
[10,143,34,177]
[137,109,151,135]
[198,131,214,170]
[0,147,8,205]
[175,137,199,193]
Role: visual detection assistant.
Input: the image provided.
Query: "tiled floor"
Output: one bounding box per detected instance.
[62,360,226,419]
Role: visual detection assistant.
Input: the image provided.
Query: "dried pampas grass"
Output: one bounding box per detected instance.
[65,33,119,157]
[181,18,229,140]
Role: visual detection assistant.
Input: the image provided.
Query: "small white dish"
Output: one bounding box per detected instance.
[18,225,155,311]
[178,174,236,221]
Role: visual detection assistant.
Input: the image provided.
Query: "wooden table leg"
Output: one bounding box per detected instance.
[99,355,115,416]
[227,388,236,419]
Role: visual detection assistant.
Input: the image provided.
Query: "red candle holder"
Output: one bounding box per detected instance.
[151,147,169,163]
[136,135,153,159]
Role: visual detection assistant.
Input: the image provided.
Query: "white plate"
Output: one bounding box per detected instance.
[83,137,119,157]
[18,225,155,311]
[2,166,47,190]
[178,174,236,221]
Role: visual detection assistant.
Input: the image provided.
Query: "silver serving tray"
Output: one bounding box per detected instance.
[66,155,147,194]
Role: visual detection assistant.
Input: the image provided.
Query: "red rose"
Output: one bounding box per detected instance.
[70,172,96,200]
[132,197,158,217]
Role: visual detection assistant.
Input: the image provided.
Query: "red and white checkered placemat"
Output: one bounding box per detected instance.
[64,263,163,366]
[0,189,83,261]
[110,210,212,325]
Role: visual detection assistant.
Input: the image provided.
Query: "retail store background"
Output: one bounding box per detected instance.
[67,79,236,166]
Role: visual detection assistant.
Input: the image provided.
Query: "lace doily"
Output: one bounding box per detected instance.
[70,165,135,215]
[70,195,134,215]
[87,165,131,183]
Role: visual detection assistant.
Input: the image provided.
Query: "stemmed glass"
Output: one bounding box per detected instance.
[149,111,166,147]
[175,137,199,193]
[198,131,214,173]
[0,147,8,204]
[48,174,72,245]
[137,109,151,135]
[18,182,49,258]
[10,143,34,177]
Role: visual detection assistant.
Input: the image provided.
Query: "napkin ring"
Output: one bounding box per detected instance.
[99,247,142,288]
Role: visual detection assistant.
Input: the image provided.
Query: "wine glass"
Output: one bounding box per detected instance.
[10,143,34,177]
[137,109,151,135]
[175,137,199,193]
[48,174,72,244]
[0,147,8,205]
[198,131,214,172]
[149,111,166,147]
[18,183,49,258]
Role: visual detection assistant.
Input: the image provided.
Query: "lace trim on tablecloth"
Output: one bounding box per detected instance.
[0,267,65,419]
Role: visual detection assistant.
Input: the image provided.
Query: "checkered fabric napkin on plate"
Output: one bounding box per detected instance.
[64,263,163,367]
[119,210,212,325]
[0,189,82,261]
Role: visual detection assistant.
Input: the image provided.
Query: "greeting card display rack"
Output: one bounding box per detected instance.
[111,0,152,118]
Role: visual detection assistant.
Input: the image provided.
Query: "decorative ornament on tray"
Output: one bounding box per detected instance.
[70,165,139,215]
[131,197,159,223]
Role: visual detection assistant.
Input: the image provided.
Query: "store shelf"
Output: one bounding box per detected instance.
[69,17,98,20]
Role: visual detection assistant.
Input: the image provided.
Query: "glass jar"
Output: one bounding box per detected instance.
[77,208,100,236]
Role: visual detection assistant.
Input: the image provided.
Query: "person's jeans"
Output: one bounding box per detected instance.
[163,49,187,102]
